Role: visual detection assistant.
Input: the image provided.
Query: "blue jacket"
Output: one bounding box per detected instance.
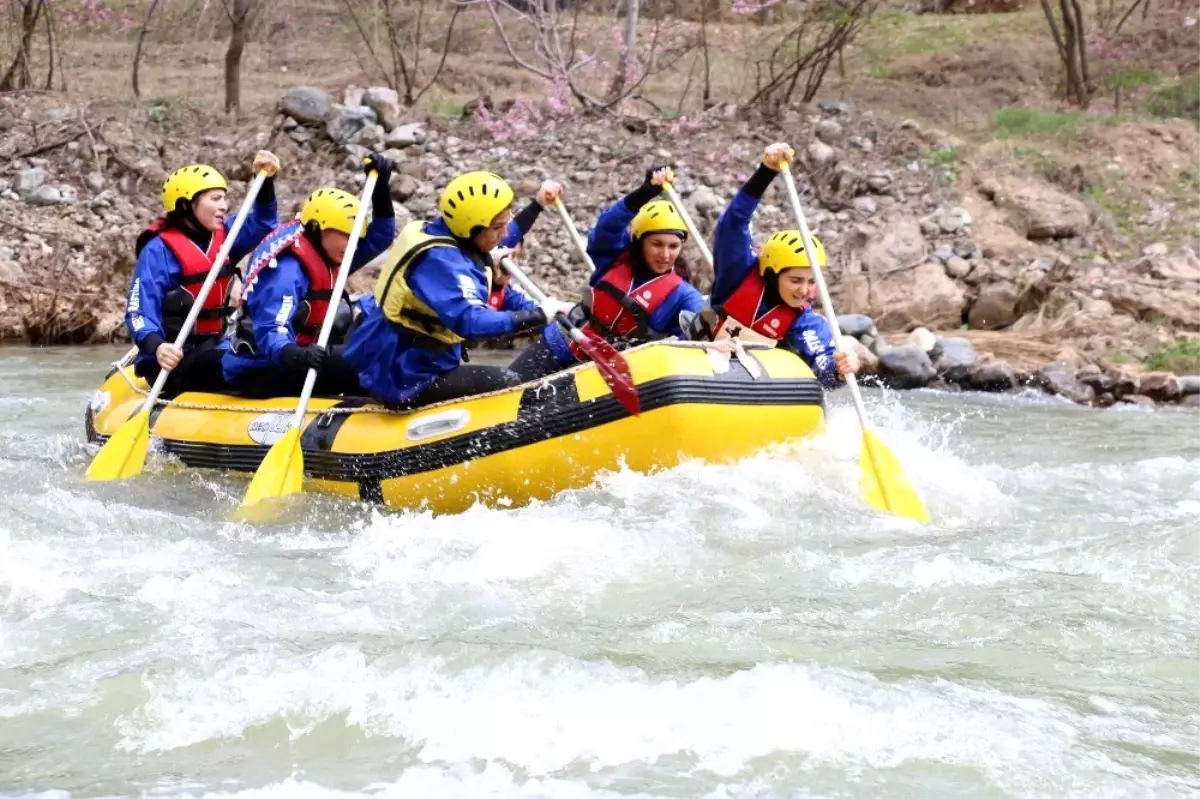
[220,217,396,381]
[342,216,532,405]
[492,282,539,313]
[712,183,840,388]
[125,194,278,376]
[542,197,706,365]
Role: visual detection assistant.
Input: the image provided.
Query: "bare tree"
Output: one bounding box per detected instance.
[221,0,268,116]
[1,0,48,91]
[745,0,878,110]
[132,0,165,98]
[469,0,684,111]
[1039,0,1092,107]
[340,0,463,105]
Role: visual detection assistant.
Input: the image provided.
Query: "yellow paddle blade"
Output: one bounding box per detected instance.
[859,428,930,523]
[84,409,152,482]
[236,426,304,521]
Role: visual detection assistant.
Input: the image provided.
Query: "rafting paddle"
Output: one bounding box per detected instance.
[661,181,715,268]
[235,170,378,520]
[779,165,929,524]
[499,255,640,416]
[85,171,269,483]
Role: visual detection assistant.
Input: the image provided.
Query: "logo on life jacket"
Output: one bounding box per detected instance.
[487,284,508,310]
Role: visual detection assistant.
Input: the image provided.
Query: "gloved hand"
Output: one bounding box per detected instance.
[539,297,574,320]
[762,142,794,171]
[363,154,393,217]
[253,150,281,177]
[680,307,720,341]
[280,343,329,372]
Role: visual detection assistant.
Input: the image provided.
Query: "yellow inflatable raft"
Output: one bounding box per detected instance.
[84,341,825,514]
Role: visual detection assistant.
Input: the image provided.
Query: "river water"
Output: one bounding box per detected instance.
[1,345,1197,798]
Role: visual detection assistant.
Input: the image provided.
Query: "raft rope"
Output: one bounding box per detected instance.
[106,339,774,417]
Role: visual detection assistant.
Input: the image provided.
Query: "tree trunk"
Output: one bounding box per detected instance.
[610,0,639,101]
[0,0,45,92]
[224,0,253,116]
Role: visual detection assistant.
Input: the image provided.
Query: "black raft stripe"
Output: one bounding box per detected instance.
[113,374,824,483]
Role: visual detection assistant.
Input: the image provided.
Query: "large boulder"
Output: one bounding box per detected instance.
[1137,372,1182,402]
[325,104,378,145]
[968,281,1020,330]
[975,175,1091,240]
[870,262,968,331]
[1106,281,1200,331]
[878,344,936,388]
[838,313,877,339]
[1033,360,1095,404]
[280,86,333,126]
[966,358,1018,392]
[933,336,979,383]
[362,86,402,130]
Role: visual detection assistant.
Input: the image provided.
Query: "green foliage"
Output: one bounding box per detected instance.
[1146,339,1200,374]
[991,107,1083,137]
[1146,74,1200,123]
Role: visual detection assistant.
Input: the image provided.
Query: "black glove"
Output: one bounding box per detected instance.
[280,343,328,371]
[363,154,394,217]
[623,164,672,212]
[682,308,720,342]
[511,308,549,333]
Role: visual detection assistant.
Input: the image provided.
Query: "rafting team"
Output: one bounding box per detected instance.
[125,142,860,411]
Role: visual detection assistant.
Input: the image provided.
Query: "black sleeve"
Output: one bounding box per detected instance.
[256,176,276,207]
[512,199,543,238]
[740,163,778,201]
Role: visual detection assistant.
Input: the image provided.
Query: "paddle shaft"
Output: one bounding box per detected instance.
[138,171,268,414]
[552,198,598,273]
[778,168,874,432]
[287,171,378,431]
[498,254,586,340]
[661,182,714,267]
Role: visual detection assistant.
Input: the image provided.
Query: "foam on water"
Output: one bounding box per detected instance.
[2,364,1199,798]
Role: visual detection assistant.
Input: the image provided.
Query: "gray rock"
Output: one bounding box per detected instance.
[807,140,835,167]
[953,238,981,259]
[878,344,936,389]
[27,185,64,206]
[849,135,874,152]
[907,326,937,354]
[944,255,971,279]
[819,99,852,115]
[84,171,105,192]
[815,119,843,143]
[280,86,333,126]
[389,173,422,202]
[838,314,877,339]
[1178,375,1200,396]
[938,206,972,234]
[385,122,427,148]
[968,281,1019,330]
[362,86,402,130]
[866,173,891,193]
[967,359,1018,392]
[15,167,46,195]
[932,246,954,264]
[0,259,22,282]
[852,196,877,215]
[919,217,940,237]
[288,126,315,144]
[1120,394,1157,408]
[689,186,724,217]
[933,336,979,384]
[349,123,386,151]
[1033,360,1095,404]
[325,104,378,145]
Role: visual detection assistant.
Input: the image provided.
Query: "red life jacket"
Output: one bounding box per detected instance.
[569,254,682,360]
[715,268,802,341]
[240,221,334,346]
[144,218,232,336]
[487,284,507,310]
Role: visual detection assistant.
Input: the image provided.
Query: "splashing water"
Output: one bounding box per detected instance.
[1,345,1198,798]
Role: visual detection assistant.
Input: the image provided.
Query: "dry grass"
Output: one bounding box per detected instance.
[954,329,1087,372]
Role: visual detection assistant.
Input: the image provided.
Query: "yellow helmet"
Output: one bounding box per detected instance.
[299,187,363,236]
[162,164,227,213]
[438,171,515,239]
[758,230,827,275]
[630,200,687,241]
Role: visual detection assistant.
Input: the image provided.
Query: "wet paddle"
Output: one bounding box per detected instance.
[499,255,640,416]
[235,170,378,520]
[85,171,269,482]
[779,165,929,523]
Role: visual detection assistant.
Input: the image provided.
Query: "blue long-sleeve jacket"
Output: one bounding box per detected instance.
[542,198,706,364]
[711,176,840,388]
[493,282,539,313]
[219,217,396,381]
[343,216,534,405]
[125,191,278,376]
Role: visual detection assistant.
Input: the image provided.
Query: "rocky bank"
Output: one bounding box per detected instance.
[0,87,1197,409]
